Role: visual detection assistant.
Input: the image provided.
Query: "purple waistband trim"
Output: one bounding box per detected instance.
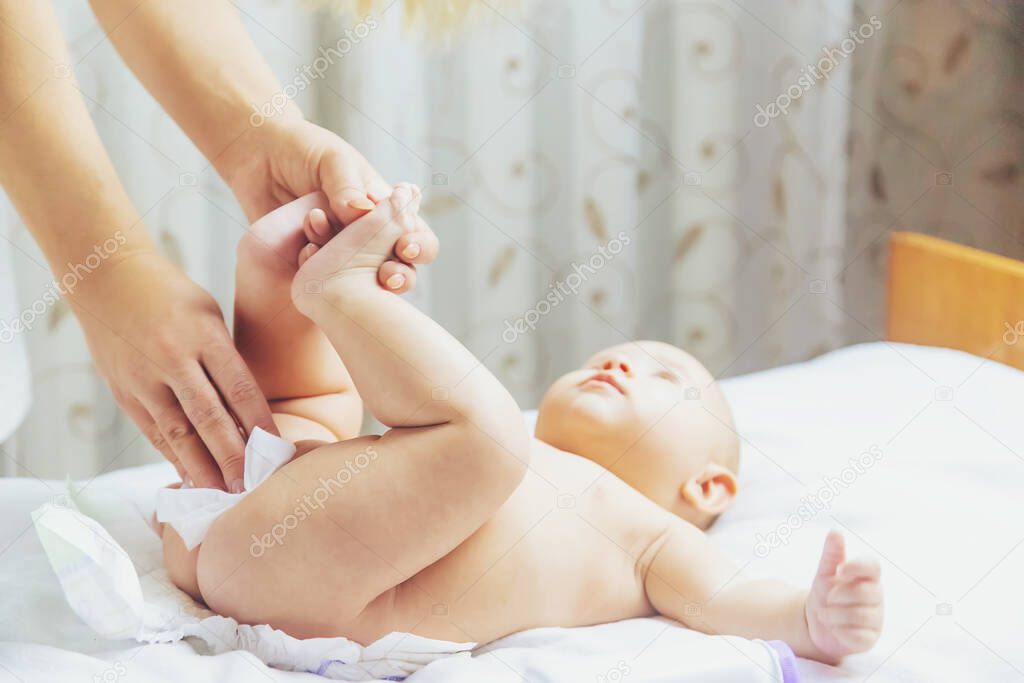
[766,640,799,683]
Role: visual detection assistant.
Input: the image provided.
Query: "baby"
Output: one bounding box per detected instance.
[161,185,883,665]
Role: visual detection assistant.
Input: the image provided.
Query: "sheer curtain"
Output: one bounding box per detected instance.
[4,0,860,479]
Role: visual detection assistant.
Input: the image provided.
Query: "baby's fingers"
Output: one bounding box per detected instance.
[378,260,417,294]
[838,557,881,582]
[825,604,882,628]
[828,578,883,606]
[832,626,881,654]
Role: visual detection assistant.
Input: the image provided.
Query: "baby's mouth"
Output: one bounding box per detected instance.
[581,372,626,395]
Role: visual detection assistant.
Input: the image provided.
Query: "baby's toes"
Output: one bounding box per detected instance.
[390,183,421,218]
[304,208,335,247]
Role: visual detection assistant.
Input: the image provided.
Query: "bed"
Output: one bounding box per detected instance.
[2,232,1023,681]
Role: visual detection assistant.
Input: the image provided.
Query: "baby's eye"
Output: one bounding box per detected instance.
[655,369,678,382]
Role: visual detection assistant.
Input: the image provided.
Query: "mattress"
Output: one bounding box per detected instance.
[1,342,1022,681]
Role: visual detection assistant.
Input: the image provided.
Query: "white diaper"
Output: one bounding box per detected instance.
[32,429,476,681]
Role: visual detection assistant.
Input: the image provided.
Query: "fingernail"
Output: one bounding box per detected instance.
[228,478,245,494]
[348,197,375,211]
[386,273,405,290]
[402,243,421,260]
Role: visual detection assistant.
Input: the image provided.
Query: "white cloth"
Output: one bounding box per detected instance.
[155,427,295,550]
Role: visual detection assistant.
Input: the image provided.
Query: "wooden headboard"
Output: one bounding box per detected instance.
[886,231,1024,371]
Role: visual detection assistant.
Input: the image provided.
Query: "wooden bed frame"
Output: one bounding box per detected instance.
[886,231,1024,371]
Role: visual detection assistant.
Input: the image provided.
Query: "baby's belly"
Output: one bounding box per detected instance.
[350,456,665,644]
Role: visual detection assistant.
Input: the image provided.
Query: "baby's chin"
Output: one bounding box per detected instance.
[537,398,627,457]
[546,390,623,430]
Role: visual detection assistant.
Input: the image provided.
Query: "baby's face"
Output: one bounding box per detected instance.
[535,341,737,524]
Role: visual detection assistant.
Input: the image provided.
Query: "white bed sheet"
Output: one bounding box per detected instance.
[2,342,1022,682]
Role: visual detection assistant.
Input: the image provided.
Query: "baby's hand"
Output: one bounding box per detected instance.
[805,531,883,663]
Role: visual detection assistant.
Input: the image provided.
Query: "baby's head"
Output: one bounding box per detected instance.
[535,341,739,529]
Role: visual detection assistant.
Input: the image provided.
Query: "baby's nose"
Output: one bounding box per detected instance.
[602,356,632,375]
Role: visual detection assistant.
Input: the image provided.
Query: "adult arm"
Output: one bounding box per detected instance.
[88,0,437,274]
[0,0,276,491]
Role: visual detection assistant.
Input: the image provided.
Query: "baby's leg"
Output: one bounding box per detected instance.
[196,190,530,636]
[235,202,361,440]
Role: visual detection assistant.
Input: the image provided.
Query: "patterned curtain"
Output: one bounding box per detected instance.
[2,0,1020,480]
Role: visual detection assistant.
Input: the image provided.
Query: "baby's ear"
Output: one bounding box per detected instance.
[679,463,737,516]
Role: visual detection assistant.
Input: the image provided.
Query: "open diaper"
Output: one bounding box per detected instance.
[31,428,476,681]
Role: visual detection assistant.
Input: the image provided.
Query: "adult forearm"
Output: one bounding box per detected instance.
[88,0,301,184]
[0,0,153,274]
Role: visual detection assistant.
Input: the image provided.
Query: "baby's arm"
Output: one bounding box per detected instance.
[643,524,882,664]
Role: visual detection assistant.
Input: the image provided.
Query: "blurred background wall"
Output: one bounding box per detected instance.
[2,0,1022,479]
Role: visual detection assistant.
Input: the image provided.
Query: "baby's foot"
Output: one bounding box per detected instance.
[292,183,430,305]
[805,531,884,663]
[238,192,334,277]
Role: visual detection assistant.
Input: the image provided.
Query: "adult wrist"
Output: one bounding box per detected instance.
[62,242,163,309]
[216,112,303,196]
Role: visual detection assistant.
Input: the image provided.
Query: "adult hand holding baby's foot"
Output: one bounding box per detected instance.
[805,530,883,664]
[292,183,432,308]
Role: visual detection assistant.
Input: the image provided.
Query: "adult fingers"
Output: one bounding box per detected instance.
[377,260,417,294]
[121,395,186,482]
[393,217,439,265]
[304,208,335,247]
[171,362,248,492]
[202,340,279,442]
[143,385,225,490]
[321,155,375,225]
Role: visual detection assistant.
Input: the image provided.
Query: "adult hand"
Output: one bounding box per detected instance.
[223,119,439,292]
[72,250,276,491]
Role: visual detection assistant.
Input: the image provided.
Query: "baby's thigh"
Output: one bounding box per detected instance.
[194,438,407,637]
